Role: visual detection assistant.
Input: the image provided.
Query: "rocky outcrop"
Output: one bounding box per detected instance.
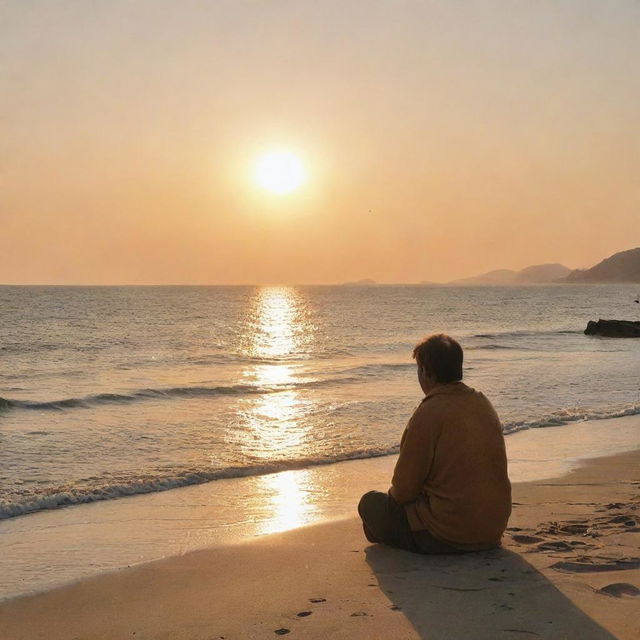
[584,319,640,337]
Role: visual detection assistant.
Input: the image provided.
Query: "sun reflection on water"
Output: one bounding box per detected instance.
[248,287,301,359]
[238,287,316,532]
[257,469,316,535]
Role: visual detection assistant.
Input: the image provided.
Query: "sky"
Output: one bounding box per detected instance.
[2,0,639,284]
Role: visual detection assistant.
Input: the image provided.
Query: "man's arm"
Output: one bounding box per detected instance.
[389,404,437,504]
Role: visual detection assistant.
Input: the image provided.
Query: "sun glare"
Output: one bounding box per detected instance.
[254,151,305,194]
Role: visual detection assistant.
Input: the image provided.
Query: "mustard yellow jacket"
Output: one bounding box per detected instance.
[390,382,511,550]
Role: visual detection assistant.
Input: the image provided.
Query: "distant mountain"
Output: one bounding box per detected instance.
[341,278,377,286]
[564,248,640,283]
[449,264,570,286]
[515,263,571,283]
[449,269,517,285]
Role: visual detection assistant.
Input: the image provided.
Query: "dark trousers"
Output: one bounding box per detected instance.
[357,490,464,554]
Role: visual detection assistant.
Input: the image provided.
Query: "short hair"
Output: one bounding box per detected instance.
[412,334,463,384]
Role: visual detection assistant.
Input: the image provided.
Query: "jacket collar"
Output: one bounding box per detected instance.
[423,381,471,401]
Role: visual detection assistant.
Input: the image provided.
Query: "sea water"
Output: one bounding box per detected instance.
[1,284,639,521]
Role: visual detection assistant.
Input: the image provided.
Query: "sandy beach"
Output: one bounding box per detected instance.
[2,444,638,639]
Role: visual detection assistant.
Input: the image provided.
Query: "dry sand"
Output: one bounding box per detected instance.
[1,448,638,640]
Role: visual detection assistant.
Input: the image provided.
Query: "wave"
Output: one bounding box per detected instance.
[466,328,584,351]
[3,394,639,521]
[0,446,400,521]
[0,377,361,413]
[3,404,639,522]
[0,342,63,354]
[340,362,415,376]
[472,329,582,339]
[502,404,640,435]
[467,344,518,351]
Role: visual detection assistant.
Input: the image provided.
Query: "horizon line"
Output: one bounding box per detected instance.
[0,281,597,288]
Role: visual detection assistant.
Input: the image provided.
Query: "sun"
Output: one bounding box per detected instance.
[254,150,305,194]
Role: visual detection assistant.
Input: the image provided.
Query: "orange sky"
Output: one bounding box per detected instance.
[2,1,639,284]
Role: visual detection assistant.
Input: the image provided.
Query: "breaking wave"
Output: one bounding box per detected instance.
[0,446,400,520]
[502,404,640,435]
[2,404,639,521]
[0,377,361,413]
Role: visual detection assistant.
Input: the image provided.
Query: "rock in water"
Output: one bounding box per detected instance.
[584,319,640,337]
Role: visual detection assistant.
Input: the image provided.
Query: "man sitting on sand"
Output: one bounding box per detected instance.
[358,334,511,553]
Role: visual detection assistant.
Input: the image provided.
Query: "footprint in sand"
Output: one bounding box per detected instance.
[536,540,574,552]
[606,515,636,526]
[558,523,589,535]
[597,583,640,598]
[537,520,592,537]
[551,558,640,573]
[511,534,545,544]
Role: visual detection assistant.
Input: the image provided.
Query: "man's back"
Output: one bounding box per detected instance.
[392,382,512,550]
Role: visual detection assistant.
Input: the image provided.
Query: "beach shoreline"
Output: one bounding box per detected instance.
[1,414,639,604]
[1,425,639,639]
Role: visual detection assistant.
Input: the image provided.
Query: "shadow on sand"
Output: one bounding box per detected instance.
[366,544,616,640]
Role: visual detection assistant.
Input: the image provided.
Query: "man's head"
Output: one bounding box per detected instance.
[412,334,463,394]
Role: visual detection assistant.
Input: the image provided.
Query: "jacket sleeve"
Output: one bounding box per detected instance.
[389,403,437,504]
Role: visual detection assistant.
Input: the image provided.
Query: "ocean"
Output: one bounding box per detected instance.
[1,284,639,522]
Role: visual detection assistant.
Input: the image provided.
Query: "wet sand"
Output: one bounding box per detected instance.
[1,447,638,639]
